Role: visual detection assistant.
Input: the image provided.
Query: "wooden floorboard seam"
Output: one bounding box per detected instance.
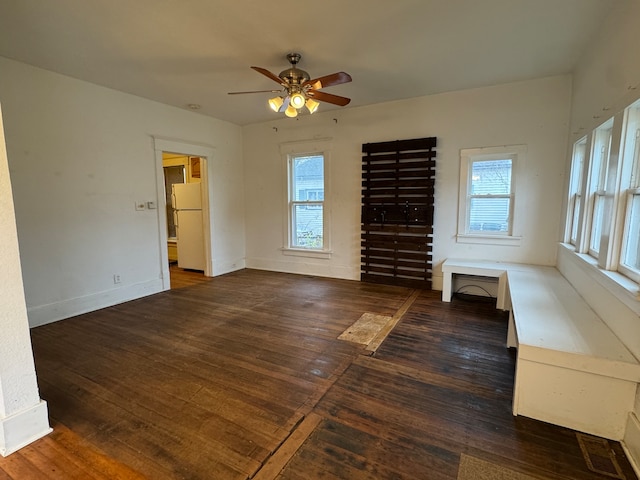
[251,289,422,479]
[251,413,323,480]
[366,289,420,353]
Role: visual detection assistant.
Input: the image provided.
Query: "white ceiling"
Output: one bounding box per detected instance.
[0,0,617,126]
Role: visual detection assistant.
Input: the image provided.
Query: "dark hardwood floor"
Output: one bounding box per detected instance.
[2,269,637,479]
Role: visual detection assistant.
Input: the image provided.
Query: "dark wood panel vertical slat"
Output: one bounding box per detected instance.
[361,137,436,289]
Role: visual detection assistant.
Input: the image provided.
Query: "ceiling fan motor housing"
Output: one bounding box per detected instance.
[279,53,310,87]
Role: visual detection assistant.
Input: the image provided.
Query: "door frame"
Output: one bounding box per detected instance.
[153,137,215,290]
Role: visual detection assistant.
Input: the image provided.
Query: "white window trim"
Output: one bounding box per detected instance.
[563,98,640,290]
[585,120,614,258]
[280,138,333,258]
[457,145,525,246]
[566,136,587,245]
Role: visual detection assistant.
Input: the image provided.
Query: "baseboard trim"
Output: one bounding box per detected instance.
[27,279,164,327]
[622,412,640,478]
[245,257,359,280]
[0,400,52,457]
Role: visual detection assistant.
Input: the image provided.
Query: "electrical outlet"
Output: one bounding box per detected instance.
[113,274,121,284]
[135,201,146,211]
[146,201,156,209]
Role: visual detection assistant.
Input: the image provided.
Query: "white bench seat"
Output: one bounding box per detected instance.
[441,259,640,440]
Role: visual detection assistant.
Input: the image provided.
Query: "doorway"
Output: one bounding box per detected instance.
[153,138,214,291]
[162,153,205,277]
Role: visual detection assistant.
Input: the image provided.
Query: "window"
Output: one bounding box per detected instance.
[564,97,640,286]
[288,154,325,249]
[586,119,613,256]
[567,137,586,245]
[458,145,524,245]
[619,101,640,282]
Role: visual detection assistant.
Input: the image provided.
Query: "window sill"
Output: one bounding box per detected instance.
[281,248,333,259]
[456,234,522,246]
[559,243,640,302]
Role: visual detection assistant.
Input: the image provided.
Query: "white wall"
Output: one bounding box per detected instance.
[562,1,640,471]
[243,75,572,288]
[569,0,640,141]
[0,57,246,327]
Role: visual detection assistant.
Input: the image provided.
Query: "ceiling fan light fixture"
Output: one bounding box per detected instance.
[289,92,306,109]
[284,104,298,118]
[305,98,319,114]
[268,96,284,112]
[230,53,352,119]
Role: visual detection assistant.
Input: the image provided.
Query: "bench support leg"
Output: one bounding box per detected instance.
[442,271,453,302]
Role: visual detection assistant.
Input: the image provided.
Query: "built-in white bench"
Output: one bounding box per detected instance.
[442,259,640,440]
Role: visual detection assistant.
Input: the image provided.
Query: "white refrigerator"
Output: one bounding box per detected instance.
[171,183,205,271]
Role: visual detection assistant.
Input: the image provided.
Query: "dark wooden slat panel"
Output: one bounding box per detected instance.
[360,265,431,279]
[361,232,431,244]
[361,151,436,163]
[363,188,434,197]
[361,250,432,262]
[360,224,433,235]
[362,178,436,189]
[363,170,436,180]
[361,198,433,206]
[362,205,433,225]
[361,257,431,270]
[361,137,436,289]
[362,137,437,153]
[360,273,432,289]
[361,159,436,171]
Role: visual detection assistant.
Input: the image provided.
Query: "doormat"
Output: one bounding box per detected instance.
[338,313,392,345]
[457,454,549,480]
[577,433,626,479]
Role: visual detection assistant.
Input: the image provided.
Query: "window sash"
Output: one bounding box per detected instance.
[467,194,513,234]
[288,154,325,250]
[619,191,640,282]
[589,191,606,255]
[569,193,581,245]
[460,152,517,238]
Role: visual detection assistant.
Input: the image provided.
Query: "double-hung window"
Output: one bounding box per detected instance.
[619,101,640,282]
[457,145,524,245]
[564,97,640,286]
[288,153,325,249]
[586,120,613,256]
[567,138,586,245]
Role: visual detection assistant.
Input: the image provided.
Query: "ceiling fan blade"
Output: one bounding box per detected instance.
[307,90,351,106]
[228,89,282,95]
[251,66,287,86]
[303,72,352,90]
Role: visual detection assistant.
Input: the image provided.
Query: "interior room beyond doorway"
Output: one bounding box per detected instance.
[162,152,205,286]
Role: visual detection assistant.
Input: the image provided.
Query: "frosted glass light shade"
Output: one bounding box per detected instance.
[268,96,284,112]
[305,98,319,114]
[290,93,306,109]
[285,105,298,117]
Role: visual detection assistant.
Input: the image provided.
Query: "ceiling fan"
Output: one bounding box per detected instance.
[228,53,352,118]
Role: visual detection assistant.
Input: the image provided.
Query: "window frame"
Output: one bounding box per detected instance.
[564,97,640,290]
[585,119,614,258]
[457,145,525,246]
[288,153,325,249]
[618,107,640,283]
[279,139,332,258]
[566,137,587,246]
